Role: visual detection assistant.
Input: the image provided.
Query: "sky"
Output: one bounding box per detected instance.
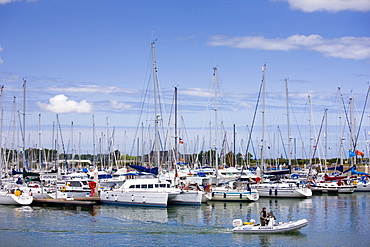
[0,0,369,161]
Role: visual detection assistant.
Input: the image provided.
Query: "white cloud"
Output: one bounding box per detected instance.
[110,100,131,109]
[181,88,212,98]
[48,85,137,94]
[279,0,370,12]
[0,58,3,64]
[0,0,14,4]
[208,34,370,59]
[0,0,37,5]
[37,94,92,113]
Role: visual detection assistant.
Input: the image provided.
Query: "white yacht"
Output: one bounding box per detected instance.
[310,180,355,194]
[100,174,202,207]
[0,183,33,205]
[352,179,370,192]
[251,180,312,198]
[209,181,259,202]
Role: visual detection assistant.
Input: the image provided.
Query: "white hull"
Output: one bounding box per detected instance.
[0,191,33,205]
[101,190,169,207]
[353,181,370,192]
[311,182,355,194]
[202,192,212,203]
[232,219,308,233]
[169,191,202,205]
[252,183,312,198]
[209,189,259,202]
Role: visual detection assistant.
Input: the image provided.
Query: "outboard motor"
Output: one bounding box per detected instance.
[232,219,243,227]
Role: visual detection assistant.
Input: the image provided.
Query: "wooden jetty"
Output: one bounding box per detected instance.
[32,197,101,209]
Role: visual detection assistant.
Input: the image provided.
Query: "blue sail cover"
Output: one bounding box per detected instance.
[343,165,355,174]
[263,169,290,176]
[327,165,343,172]
[128,165,158,175]
[351,168,369,176]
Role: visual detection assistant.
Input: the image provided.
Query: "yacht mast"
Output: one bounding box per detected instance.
[261,64,266,172]
[151,41,161,170]
[285,78,291,168]
[38,114,42,171]
[0,85,3,184]
[308,95,312,167]
[174,86,178,165]
[338,87,344,167]
[22,79,27,169]
[212,67,219,179]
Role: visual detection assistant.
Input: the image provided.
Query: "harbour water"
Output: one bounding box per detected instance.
[0,193,369,246]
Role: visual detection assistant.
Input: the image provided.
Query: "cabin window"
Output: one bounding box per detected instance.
[135,185,140,189]
[70,181,80,187]
[141,184,148,189]
[160,184,166,188]
[148,184,153,188]
[155,184,159,188]
[167,184,170,188]
[129,185,135,188]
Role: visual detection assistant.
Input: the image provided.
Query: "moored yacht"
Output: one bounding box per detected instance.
[251,179,312,198]
[100,175,171,207]
[0,183,33,205]
[209,181,259,202]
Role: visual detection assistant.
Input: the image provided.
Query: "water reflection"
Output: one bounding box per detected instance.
[0,193,369,246]
[99,205,169,223]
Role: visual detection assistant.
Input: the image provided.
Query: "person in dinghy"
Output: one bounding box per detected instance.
[260,207,267,226]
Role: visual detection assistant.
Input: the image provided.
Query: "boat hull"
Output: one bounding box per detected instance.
[253,185,312,198]
[168,191,202,205]
[232,219,308,234]
[100,190,169,207]
[0,192,33,205]
[311,182,355,194]
[353,182,370,192]
[209,189,259,202]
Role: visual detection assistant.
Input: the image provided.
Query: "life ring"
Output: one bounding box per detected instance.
[60,186,66,192]
[88,181,97,189]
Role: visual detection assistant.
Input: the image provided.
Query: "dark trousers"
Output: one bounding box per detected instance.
[260,218,266,226]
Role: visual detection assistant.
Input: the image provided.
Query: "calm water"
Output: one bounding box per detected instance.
[0,193,369,247]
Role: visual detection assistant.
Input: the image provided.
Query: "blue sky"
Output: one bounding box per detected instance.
[0,0,369,160]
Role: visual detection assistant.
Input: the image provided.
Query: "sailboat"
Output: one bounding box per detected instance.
[100,42,201,207]
[250,69,312,198]
[0,81,34,205]
[205,67,259,202]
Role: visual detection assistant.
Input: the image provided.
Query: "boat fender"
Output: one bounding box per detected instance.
[275,189,278,196]
[224,192,226,198]
[239,193,242,199]
[269,189,272,196]
[212,192,215,197]
[14,190,22,196]
[131,194,134,201]
[143,196,146,203]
